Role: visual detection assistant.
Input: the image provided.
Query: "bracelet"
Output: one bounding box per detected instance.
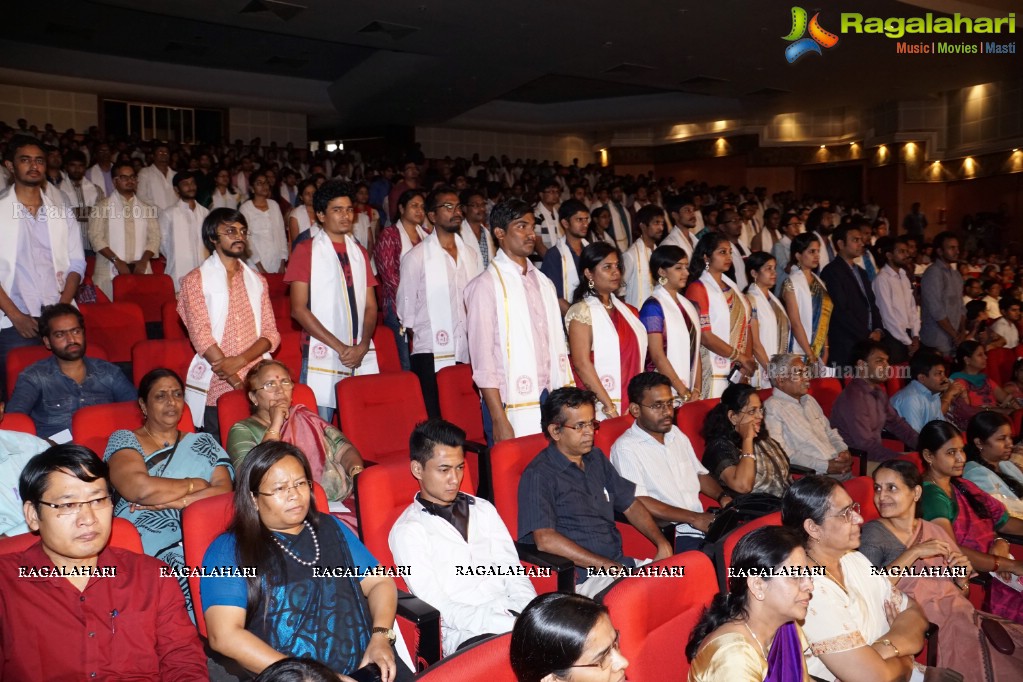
[349,465,364,477]
[187,479,194,495]
[264,429,280,439]
[740,452,756,460]
[880,638,900,657]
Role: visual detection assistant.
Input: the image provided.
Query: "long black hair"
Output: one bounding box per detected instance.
[781,475,841,542]
[965,411,1023,498]
[786,232,820,274]
[571,241,621,303]
[701,383,770,446]
[954,340,984,374]
[688,232,730,283]
[510,592,610,682]
[685,526,804,661]
[230,441,320,621]
[918,419,995,520]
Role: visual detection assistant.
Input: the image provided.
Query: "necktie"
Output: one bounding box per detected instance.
[848,261,872,329]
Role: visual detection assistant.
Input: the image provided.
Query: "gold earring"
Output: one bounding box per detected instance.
[588,279,595,290]
[658,275,668,285]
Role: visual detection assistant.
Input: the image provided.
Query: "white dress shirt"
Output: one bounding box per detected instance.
[136,165,178,212]
[533,203,560,249]
[991,317,1019,349]
[872,264,920,346]
[661,225,696,259]
[763,391,848,474]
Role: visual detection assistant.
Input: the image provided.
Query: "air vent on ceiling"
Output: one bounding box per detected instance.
[357,21,420,40]
[45,22,94,41]
[603,62,654,77]
[240,0,306,21]
[265,55,309,69]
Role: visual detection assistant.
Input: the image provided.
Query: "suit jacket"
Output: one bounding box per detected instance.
[820,257,883,368]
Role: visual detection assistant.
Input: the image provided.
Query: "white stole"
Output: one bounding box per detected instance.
[184,255,266,426]
[651,285,700,392]
[748,285,787,388]
[164,201,209,290]
[307,231,379,409]
[555,237,587,300]
[583,295,648,419]
[624,239,652,309]
[490,252,572,437]
[422,231,480,371]
[398,222,427,259]
[106,193,148,276]
[663,226,695,258]
[788,268,821,355]
[699,270,748,395]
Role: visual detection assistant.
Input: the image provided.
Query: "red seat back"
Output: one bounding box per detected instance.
[436,364,485,443]
[987,347,1016,386]
[80,303,147,363]
[7,346,108,396]
[602,551,716,681]
[897,452,925,475]
[490,433,549,539]
[161,300,188,340]
[593,414,634,456]
[112,274,176,324]
[270,330,303,381]
[0,517,143,555]
[72,401,195,456]
[270,295,300,332]
[373,325,402,373]
[1,414,37,435]
[675,398,720,459]
[131,339,196,385]
[217,383,318,449]
[415,633,515,682]
[336,372,427,464]
[721,511,783,577]
[843,476,879,523]
[262,272,288,298]
[808,378,843,418]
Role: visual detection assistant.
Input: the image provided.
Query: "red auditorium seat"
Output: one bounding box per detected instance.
[675,397,719,458]
[271,330,303,381]
[72,401,195,455]
[131,338,195,385]
[714,511,782,589]
[161,300,188,340]
[216,383,318,448]
[414,633,515,682]
[435,363,487,493]
[592,414,634,454]
[373,325,402,373]
[80,303,146,364]
[986,347,1016,386]
[262,272,288,298]
[808,377,843,418]
[1,413,37,435]
[336,372,427,465]
[112,273,176,324]
[270,295,300,332]
[0,517,143,555]
[842,475,879,523]
[6,344,108,396]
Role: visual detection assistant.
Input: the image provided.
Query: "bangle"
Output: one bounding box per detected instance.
[740,452,756,460]
[348,465,364,477]
[187,479,194,495]
[264,429,279,439]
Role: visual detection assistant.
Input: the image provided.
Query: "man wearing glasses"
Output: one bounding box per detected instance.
[178,208,280,434]
[0,443,207,679]
[610,373,729,552]
[518,387,673,597]
[88,159,160,300]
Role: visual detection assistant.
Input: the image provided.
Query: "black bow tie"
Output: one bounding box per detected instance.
[417,492,473,541]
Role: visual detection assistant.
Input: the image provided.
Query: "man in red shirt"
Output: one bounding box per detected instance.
[0,443,207,680]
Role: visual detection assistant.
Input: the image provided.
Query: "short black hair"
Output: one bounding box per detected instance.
[1000,297,1023,312]
[557,199,590,226]
[425,185,459,214]
[831,223,861,250]
[253,657,338,682]
[409,419,466,466]
[665,193,695,216]
[65,150,87,165]
[172,170,198,189]
[459,187,484,206]
[39,303,84,338]
[540,387,597,440]
[112,159,134,177]
[932,231,959,252]
[627,372,672,406]
[313,179,353,215]
[635,204,665,229]
[490,198,533,232]
[202,207,248,252]
[909,349,945,382]
[851,339,887,365]
[538,177,561,192]
[20,443,110,507]
[4,135,43,163]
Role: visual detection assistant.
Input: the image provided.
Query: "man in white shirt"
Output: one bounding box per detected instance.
[0,407,49,536]
[662,194,698,258]
[136,143,177,214]
[62,151,102,250]
[763,354,854,480]
[610,372,729,552]
[621,205,666,309]
[873,236,921,364]
[607,182,633,253]
[739,201,758,251]
[159,171,210,292]
[991,298,1022,349]
[532,178,561,259]
[390,419,536,655]
[86,142,114,197]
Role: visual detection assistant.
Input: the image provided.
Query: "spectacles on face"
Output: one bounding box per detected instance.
[218,227,249,238]
[115,174,137,181]
[50,327,84,341]
[560,420,601,433]
[738,407,765,417]
[638,398,683,412]
[256,479,312,498]
[38,495,113,518]
[257,378,294,392]
[571,630,621,670]
[828,502,862,523]
[435,202,462,212]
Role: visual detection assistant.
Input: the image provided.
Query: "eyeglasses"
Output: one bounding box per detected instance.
[638,398,683,412]
[571,630,621,670]
[738,407,765,417]
[38,496,113,517]
[218,226,249,238]
[115,175,137,181]
[50,327,84,341]
[435,202,462,211]
[560,420,601,433]
[256,479,312,498]
[257,378,294,392]
[829,502,862,523]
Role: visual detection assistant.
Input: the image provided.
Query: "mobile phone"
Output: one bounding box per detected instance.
[349,663,383,682]
[728,362,744,384]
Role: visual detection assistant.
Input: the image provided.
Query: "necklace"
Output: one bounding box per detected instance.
[602,297,613,310]
[271,520,321,566]
[743,620,769,661]
[807,550,847,593]
[143,424,172,448]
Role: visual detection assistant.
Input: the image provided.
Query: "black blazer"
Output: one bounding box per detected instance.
[820,257,883,368]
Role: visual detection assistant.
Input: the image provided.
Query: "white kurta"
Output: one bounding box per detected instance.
[240,200,288,272]
[159,200,210,291]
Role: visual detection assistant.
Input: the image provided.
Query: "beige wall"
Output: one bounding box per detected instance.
[228,108,307,147]
[416,126,596,166]
[0,83,97,133]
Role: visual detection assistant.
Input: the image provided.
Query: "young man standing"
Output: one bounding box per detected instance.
[539,198,591,314]
[622,204,666,309]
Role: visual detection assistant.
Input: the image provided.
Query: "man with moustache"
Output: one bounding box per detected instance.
[7,304,135,439]
[890,350,963,432]
[464,199,574,443]
[62,150,102,250]
[539,198,591,314]
[178,208,280,434]
[136,142,177,213]
[0,136,85,401]
[873,236,921,364]
[397,187,482,418]
[820,224,884,370]
[159,171,209,292]
[661,194,699,258]
[459,188,495,268]
[622,205,666,309]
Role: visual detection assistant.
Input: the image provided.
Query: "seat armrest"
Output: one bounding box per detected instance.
[614,510,678,544]
[516,542,576,593]
[789,463,816,477]
[463,440,492,501]
[924,622,939,667]
[847,448,868,477]
[396,590,441,666]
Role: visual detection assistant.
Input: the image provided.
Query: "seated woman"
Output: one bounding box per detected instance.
[1001,358,1023,402]
[687,526,813,681]
[920,419,1023,624]
[964,300,1007,351]
[702,383,791,498]
[566,241,647,419]
[227,359,364,505]
[510,592,628,682]
[201,441,414,681]
[861,460,1023,681]
[947,341,1022,429]
[963,411,1023,515]
[104,368,234,614]
[640,245,702,402]
[781,475,934,682]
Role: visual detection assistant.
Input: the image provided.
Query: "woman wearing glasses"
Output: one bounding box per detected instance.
[687,526,813,681]
[781,476,934,682]
[104,368,234,614]
[510,592,628,682]
[702,384,791,498]
[227,359,364,509]
[202,441,413,681]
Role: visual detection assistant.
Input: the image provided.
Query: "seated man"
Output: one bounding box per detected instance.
[830,340,920,463]
[389,419,536,655]
[0,443,207,679]
[0,405,49,536]
[763,354,854,480]
[990,297,1022,349]
[610,372,729,552]
[7,303,136,439]
[518,387,672,598]
[890,349,963,432]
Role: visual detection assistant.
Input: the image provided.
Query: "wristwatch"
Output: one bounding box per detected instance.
[372,627,397,645]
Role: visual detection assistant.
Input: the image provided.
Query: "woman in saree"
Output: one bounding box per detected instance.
[745,251,790,388]
[963,410,1023,516]
[686,233,753,398]
[947,341,1022,430]
[781,233,832,372]
[104,368,234,613]
[860,459,1023,681]
[920,419,1023,624]
[687,526,813,681]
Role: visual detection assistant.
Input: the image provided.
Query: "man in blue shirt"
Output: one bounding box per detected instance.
[891,350,965,432]
[7,303,136,438]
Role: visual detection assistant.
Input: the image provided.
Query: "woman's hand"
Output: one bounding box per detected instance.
[912,538,954,563]
[600,402,619,419]
[268,397,289,430]
[737,353,756,376]
[735,415,758,444]
[359,635,397,682]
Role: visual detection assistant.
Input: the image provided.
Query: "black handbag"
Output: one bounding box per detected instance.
[702,492,782,544]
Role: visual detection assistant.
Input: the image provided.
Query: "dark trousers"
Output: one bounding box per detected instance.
[0,326,42,401]
[409,353,441,419]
